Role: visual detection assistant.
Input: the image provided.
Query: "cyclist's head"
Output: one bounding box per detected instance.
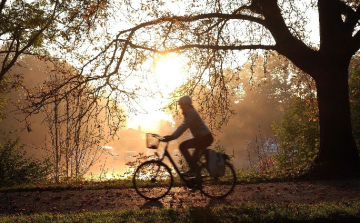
[178,95,192,105]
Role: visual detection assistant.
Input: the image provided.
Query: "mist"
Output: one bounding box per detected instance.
[212,54,296,169]
[0,53,299,179]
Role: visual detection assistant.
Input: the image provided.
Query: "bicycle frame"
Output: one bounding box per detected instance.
[156,141,203,188]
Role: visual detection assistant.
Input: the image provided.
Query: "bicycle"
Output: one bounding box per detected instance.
[132,133,236,200]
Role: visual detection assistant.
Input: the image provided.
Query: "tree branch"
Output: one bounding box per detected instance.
[256,0,319,75]
[350,30,360,54]
[345,5,360,31]
[118,39,276,53]
[162,44,276,52]
[199,4,263,35]
[0,0,6,14]
[340,0,355,22]
[118,13,265,36]
[0,1,59,81]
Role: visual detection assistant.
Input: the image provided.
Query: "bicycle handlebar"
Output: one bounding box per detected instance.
[149,133,167,142]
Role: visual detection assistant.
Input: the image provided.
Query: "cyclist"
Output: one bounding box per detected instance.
[163,95,214,176]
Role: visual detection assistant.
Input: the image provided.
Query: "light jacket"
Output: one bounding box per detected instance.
[171,107,211,139]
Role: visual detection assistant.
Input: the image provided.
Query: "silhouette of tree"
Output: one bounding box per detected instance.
[92,0,359,177]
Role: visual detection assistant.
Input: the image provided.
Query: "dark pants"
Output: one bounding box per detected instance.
[179,133,214,171]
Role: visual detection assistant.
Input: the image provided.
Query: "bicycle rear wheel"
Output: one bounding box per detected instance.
[197,161,236,199]
[133,160,173,200]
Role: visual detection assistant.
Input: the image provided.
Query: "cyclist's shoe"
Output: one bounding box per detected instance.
[180,170,196,177]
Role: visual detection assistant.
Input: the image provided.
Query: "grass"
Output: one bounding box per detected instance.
[1,165,359,222]
[0,178,134,193]
[0,163,311,193]
[0,202,359,223]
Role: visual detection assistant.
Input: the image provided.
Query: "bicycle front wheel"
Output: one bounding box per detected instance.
[197,161,236,199]
[133,160,173,200]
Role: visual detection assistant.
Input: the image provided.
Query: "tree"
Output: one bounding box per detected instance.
[0,0,109,82]
[85,0,360,177]
[0,0,129,181]
[25,58,124,182]
[273,54,360,171]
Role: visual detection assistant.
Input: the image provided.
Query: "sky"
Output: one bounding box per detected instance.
[125,53,189,131]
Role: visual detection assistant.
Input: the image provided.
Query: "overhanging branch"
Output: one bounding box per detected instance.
[118,13,265,36]
[118,39,276,53]
[162,44,276,52]
[346,6,360,31]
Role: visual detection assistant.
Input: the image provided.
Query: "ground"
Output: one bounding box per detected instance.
[0,179,360,215]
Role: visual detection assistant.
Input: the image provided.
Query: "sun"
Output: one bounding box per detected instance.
[155,54,187,97]
[126,54,187,131]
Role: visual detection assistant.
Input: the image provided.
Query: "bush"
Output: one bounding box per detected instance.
[272,97,319,169]
[0,138,51,187]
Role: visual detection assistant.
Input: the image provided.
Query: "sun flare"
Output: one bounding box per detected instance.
[127,54,187,131]
[155,54,187,97]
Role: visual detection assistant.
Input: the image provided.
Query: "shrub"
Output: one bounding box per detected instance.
[0,138,51,186]
[272,97,319,169]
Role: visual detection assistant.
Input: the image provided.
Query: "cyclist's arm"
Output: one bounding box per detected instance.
[171,110,195,139]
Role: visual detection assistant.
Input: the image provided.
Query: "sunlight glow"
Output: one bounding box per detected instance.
[155,54,185,97]
[127,54,187,132]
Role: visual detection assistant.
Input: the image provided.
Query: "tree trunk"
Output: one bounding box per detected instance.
[313,63,360,177]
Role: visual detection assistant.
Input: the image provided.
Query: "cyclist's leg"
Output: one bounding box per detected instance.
[191,134,214,169]
[180,134,214,172]
[192,147,205,167]
[179,139,198,172]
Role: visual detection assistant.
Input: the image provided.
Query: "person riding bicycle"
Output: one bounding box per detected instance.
[163,95,214,176]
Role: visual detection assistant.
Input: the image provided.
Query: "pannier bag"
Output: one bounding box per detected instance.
[206,148,225,177]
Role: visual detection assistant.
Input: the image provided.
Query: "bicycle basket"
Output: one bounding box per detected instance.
[146,133,160,149]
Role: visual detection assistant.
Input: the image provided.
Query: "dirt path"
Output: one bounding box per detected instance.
[1,179,360,215]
